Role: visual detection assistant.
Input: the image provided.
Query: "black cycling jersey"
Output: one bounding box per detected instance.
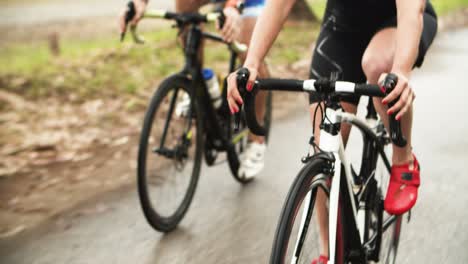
[323,0,436,32]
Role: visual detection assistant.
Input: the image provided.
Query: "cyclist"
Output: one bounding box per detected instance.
[226,0,437,262]
[119,0,270,180]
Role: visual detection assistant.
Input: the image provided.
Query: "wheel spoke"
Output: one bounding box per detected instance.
[159,88,180,149]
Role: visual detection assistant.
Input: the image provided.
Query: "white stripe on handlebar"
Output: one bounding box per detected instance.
[144,10,167,18]
[303,80,316,91]
[335,81,356,93]
[206,13,220,22]
[303,80,356,93]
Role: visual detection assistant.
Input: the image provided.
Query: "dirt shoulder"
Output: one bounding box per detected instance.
[0,62,309,238]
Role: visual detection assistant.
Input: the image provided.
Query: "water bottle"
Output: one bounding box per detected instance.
[203,68,222,108]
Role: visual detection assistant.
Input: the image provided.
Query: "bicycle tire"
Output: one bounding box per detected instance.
[379,215,402,264]
[227,90,273,183]
[270,158,346,264]
[373,153,403,264]
[137,75,203,232]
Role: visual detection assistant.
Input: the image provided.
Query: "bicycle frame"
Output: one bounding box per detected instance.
[293,101,399,264]
[178,24,243,152]
[234,67,406,264]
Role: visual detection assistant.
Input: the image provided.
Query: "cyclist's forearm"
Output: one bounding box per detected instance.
[392,0,425,76]
[244,0,296,69]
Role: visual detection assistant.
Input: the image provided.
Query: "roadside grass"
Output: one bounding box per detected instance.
[0,22,317,101]
[1,0,467,101]
[308,0,468,19]
[432,0,468,15]
[1,27,183,99]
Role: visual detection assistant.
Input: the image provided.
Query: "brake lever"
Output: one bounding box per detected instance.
[218,11,226,30]
[384,73,407,147]
[234,68,249,132]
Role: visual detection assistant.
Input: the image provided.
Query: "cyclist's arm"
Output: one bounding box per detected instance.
[383,0,425,118]
[391,0,425,77]
[243,0,296,70]
[226,0,295,113]
[219,1,242,42]
[119,0,148,33]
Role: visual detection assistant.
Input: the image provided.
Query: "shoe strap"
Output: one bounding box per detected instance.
[312,255,328,264]
[390,154,420,187]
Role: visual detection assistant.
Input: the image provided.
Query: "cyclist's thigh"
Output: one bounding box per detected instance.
[237,1,265,59]
[175,0,208,12]
[361,28,396,79]
[363,6,438,71]
[309,24,372,105]
[238,18,255,43]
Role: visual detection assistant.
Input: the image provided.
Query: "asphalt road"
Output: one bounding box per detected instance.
[1,29,467,264]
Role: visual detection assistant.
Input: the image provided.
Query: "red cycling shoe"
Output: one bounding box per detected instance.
[311,255,328,264]
[384,154,420,215]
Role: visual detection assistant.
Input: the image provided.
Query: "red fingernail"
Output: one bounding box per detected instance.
[382,99,387,105]
[396,115,401,121]
[247,82,253,92]
[387,110,393,115]
[230,107,234,115]
[380,86,386,94]
[233,105,239,113]
[236,98,244,105]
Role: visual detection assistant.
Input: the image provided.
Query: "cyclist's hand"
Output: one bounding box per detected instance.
[227,66,258,114]
[119,0,148,34]
[380,72,415,121]
[218,7,241,43]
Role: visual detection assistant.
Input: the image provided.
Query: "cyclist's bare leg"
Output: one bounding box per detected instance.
[238,17,270,144]
[175,0,208,12]
[362,28,413,165]
[175,0,209,62]
[309,101,357,257]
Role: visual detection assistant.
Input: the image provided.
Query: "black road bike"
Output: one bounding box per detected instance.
[236,69,408,264]
[121,3,272,232]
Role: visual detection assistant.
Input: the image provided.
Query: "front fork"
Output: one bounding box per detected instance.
[318,106,344,264]
[316,106,364,264]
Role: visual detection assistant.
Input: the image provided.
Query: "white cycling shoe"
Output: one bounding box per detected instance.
[175,94,190,117]
[238,142,266,180]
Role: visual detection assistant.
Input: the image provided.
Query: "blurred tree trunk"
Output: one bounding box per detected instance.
[288,0,318,22]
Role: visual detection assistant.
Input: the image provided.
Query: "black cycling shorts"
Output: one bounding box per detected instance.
[309,2,438,105]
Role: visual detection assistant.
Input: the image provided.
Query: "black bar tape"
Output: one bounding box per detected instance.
[256,79,304,92]
[354,84,385,97]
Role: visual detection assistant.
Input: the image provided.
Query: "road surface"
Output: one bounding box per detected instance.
[0,29,467,264]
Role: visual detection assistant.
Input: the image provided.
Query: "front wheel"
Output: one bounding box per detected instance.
[374,151,403,264]
[137,75,203,232]
[270,158,346,264]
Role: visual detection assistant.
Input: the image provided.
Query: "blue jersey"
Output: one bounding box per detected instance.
[244,0,265,8]
[212,0,265,8]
